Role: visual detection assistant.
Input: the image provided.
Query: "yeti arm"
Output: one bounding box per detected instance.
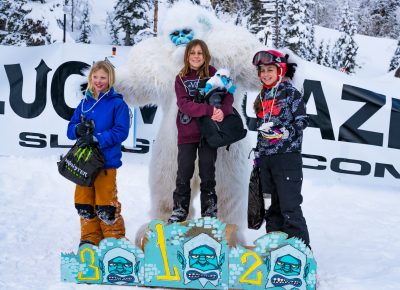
[115,38,171,107]
[175,75,214,117]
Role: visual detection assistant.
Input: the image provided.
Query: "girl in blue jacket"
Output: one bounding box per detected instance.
[67,60,130,247]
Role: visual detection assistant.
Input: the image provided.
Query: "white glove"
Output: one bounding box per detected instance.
[258,122,274,132]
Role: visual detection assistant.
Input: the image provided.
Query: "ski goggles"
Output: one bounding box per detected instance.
[252,51,286,66]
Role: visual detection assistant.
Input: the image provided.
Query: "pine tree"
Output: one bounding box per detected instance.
[113,0,151,46]
[247,0,264,34]
[106,11,120,45]
[389,38,400,71]
[23,16,52,46]
[281,0,315,60]
[78,2,91,44]
[0,0,11,43]
[312,0,342,29]
[369,0,400,38]
[275,0,286,48]
[316,40,324,65]
[1,0,28,45]
[213,0,250,26]
[332,4,359,74]
[357,0,374,36]
[303,0,317,61]
[323,40,333,68]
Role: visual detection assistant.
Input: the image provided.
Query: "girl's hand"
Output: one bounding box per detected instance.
[211,108,224,122]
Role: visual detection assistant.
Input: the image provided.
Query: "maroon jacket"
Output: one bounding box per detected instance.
[175,66,234,144]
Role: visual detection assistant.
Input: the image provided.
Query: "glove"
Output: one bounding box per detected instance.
[75,120,95,137]
[76,134,98,148]
[258,121,274,133]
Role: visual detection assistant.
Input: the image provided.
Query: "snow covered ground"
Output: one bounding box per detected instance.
[0,154,399,289]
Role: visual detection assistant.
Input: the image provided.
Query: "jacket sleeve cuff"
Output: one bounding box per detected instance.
[206,105,214,116]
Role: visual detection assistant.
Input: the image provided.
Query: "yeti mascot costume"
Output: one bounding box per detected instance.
[116,1,265,245]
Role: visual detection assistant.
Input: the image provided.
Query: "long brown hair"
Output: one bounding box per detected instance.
[253,88,266,115]
[179,39,211,78]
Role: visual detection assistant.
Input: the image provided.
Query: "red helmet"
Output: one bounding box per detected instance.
[252,49,287,77]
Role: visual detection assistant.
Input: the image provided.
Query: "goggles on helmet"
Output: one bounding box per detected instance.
[252,51,286,67]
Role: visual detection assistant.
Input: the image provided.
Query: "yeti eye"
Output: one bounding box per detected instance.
[109,263,116,266]
[191,255,199,258]
[170,31,180,36]
[182,28,192,34]
[206,255,214,259]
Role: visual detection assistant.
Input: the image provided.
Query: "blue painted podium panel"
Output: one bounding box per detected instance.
[61,218,317,289]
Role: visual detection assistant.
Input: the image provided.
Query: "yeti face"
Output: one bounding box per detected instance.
[188,245,219,272]
[169,28,194,46]
[108,256,133,275]
[273,254,301,276]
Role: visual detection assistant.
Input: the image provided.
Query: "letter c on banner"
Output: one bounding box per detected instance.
[51,61,90,121]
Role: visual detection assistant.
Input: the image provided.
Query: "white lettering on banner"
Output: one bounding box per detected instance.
[0,43,399,186]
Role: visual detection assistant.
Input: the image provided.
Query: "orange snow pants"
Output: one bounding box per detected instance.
[74,168,125,246]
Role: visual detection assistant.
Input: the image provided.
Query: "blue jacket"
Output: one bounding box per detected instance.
[67,87,130,169]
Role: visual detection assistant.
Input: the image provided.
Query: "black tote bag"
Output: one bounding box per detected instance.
[57,143,105,187]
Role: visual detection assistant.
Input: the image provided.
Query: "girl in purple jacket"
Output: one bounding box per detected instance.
[168,39,233,223]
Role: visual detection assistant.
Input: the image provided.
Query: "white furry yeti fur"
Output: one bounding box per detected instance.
[116,1,265,245]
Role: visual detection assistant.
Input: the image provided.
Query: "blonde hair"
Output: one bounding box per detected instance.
[179,39,211,78]
[87,60,115,95]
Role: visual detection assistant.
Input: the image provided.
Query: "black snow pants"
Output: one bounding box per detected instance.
[171,142,218,221]
[259,152,310,245]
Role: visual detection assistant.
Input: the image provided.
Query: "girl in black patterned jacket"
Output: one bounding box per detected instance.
[252,49,310,246]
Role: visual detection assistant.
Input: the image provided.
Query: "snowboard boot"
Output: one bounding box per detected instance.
[168,207,188,224]
[168,191,190,223]
[200,190,218,218]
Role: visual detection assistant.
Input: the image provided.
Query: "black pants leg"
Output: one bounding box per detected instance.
[260,152,310,245]
[260,161,284,232]
[170,143,198,222]
[198,143,218,217]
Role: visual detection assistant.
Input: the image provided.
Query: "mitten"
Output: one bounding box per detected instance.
[75,120,95,137]
[76,134,98,148]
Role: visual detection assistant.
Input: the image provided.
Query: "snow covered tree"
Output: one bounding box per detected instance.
[389,38,400,71]
[106,11,120,45]
[275,0,286,48]
[78,1,91,43]
[312,0,341,29]
[316,40,325,65]
[64,0,86,33]
[303,0,317,61]
[22,16,52,46]
[113,0,151,46]
[0,0,11,42]
[1,0,29,45]
[332,4,359,73]
[247,0,264,34]
[213,0,250,26]
[280,0,316,60]
[369,0,400,39]
[357,0,375,36]
[323,41,333,68]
